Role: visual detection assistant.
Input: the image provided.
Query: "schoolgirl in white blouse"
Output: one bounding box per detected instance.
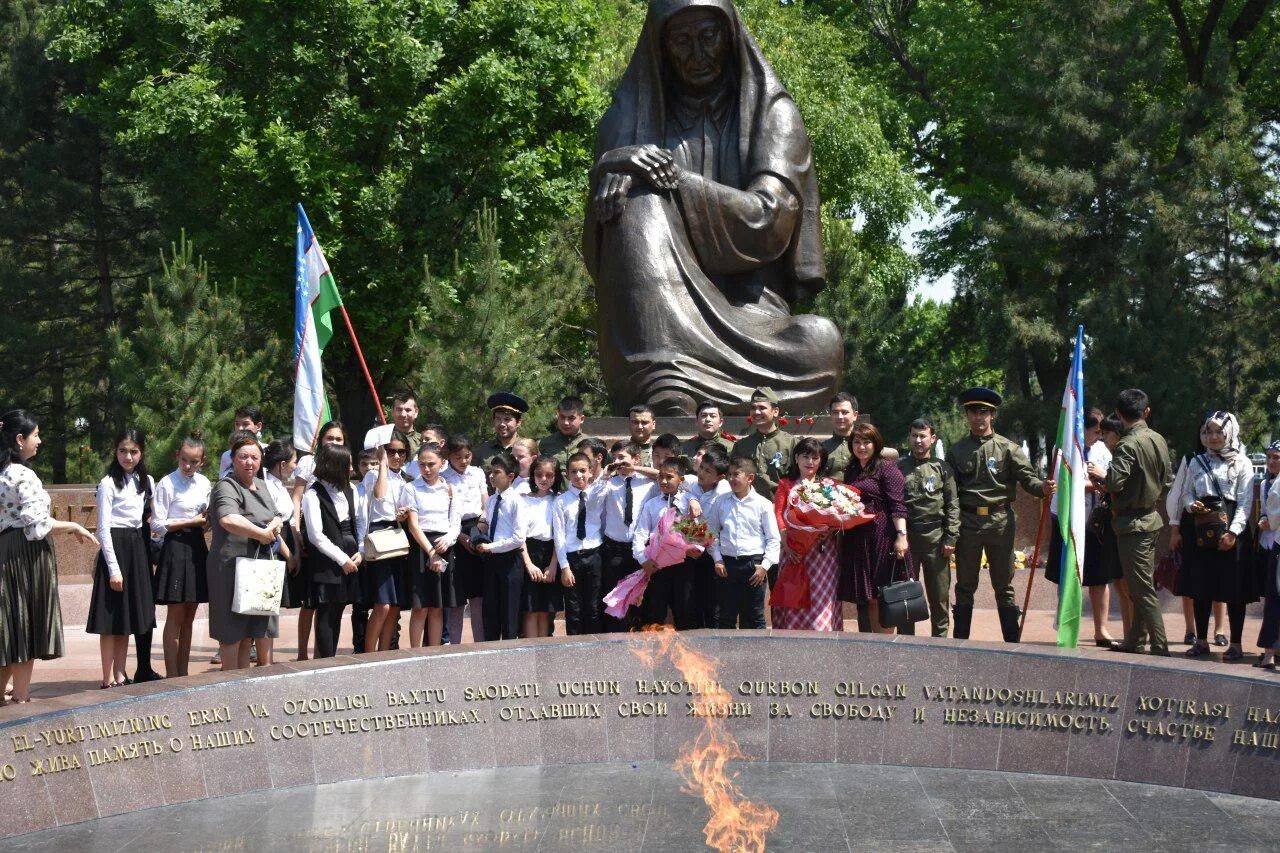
[150,436,212,677]
[86,429,157,688]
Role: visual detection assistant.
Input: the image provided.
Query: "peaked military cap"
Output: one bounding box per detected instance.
[487,391,529,416]
[959,387,1002,409]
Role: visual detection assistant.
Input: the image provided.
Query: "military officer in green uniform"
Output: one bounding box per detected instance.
[945,387,1055,642]
[899,417,960,637]
[627,404,657,466]
[390,390,422,457]
[822,392,858,478]
[680,400,735,461]
[476,391,528,470]
[1101,388,1172,656]
[731,387,796,500]
[539,396,592,467]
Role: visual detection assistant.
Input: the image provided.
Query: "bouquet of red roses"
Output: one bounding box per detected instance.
[773,479,876,610]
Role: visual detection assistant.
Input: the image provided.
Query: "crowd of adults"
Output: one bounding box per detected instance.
[0,384,1275,704]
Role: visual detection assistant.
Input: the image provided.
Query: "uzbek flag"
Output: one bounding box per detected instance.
[293,204,343,452]
[1053,326,1086,647]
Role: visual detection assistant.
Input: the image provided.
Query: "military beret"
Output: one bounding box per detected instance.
[959,387,1002,409]
[750,387,780,405]
[487,391,529,416]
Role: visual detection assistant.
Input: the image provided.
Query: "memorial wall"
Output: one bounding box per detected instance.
[1,631,1278,840]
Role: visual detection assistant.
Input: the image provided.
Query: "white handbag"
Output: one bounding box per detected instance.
[364,526,410,561]
[232,545,286,616]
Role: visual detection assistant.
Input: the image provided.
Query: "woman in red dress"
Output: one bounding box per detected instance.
[840,423,910,633]
[772,438,842,631]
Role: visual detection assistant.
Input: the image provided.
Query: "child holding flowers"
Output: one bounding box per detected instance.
[629,459,706,629]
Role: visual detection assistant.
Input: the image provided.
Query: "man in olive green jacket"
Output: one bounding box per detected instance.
[900,418,960,637]
[1102,388,1172,656]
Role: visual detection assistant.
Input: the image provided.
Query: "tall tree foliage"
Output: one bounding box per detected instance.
[108,236,285,473]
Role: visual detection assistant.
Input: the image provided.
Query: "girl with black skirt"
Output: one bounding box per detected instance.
[442,435,487,642]
[151,435,212,677]
[361,435,413,651]
[301,443,365,658]
[520,456,564,638]
[400,442,462,646]
[1179,412,1258,661]
[87,428,157,688]
[0,410,97,704]
[289,420,347,660]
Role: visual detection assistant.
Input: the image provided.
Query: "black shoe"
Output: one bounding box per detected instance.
[1185,642,1211,658]
[1183,632,1196,645]
[1109,643,1144,654]
[997,606,1022,643]
[1214,633,1228,647]
[1223,646,1244,662]
[952,605,973,640]
[132,669,164,683]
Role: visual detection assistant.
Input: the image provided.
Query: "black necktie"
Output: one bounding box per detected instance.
[490,493,503,535]
[667,493,675,508]
[576,491,587,540]
[624,477,634,526]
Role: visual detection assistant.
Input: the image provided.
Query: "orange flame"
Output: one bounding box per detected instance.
[633,626,779,852]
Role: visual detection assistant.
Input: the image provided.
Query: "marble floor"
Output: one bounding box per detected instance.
[3,761,1277,852]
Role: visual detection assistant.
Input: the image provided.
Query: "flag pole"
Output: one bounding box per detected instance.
[337,304,387,425]
[1019,448,1059,637]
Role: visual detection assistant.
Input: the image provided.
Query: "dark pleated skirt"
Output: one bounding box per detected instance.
[1045,522,1123,587]
[309,531,361,605]
[153,528,210,604]
[280,527,313,610]
[1177,514,1260,604]
[405,533,464,609]
[521,538,563,614]
[87,528,156,636]
[458,518,483,599]
[0,528,64,665]
[363,521,407,607]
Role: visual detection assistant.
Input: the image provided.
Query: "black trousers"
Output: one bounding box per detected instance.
[314,602,347,658]
[482,550,524,641]
[1259,546,1280,650]
[602,539,638,632]
[716,554,766,629]
[692,552,718,628]
[643,559,699,630]
[564,548,603,635]
[1195,598,1246,645]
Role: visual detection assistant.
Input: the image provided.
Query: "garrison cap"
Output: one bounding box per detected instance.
[487,391,529,416]
[959,387,1002,409]
[750,387,780,405]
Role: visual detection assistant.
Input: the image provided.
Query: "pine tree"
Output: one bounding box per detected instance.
[108,235,282,473]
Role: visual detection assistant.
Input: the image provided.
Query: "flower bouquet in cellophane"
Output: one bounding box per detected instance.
[773,479,876,610]
[604,507,711,619]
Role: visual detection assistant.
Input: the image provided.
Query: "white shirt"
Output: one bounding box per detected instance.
[705,489,780,568]
[97,473,155,580]
[483,488,525,554]
[0,463,53,541]
[264,472,294,522]
[687,478,731,503]
[631,490,697,564]
[520,492,557,542]
[511,476,531,496]
[442,465,487,520]
[1084,441,1111,515]
[1177,452,1255,535]
[302,482,367,567]
[601,475,656,542]
[151,470,212,538]
[293,453,319,488]
[362,468,410,527]
[399,477,462,545]
[1166,457,1189,525]
[552,480,608,565]
[1264,476,1280,551]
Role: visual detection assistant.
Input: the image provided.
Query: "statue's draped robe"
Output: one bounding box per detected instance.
[585,0,841,414]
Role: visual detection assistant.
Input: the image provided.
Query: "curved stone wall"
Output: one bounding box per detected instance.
[1,630,1278,839]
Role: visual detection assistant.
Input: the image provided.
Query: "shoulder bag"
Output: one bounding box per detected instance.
[232,541,286,616]
[1192,456,1231,550]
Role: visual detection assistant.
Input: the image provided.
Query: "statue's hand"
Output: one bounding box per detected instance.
[594,171,634,223]
[599,145,677,190]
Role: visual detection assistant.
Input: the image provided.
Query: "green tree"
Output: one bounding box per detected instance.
[108,235,285,474]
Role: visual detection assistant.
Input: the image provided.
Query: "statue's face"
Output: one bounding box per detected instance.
[663,8,728,95]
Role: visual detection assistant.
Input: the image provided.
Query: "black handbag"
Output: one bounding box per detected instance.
[876,558,929,629]
[1192,457,1231,549]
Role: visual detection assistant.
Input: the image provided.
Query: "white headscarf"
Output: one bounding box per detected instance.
[1202,410,1243,474]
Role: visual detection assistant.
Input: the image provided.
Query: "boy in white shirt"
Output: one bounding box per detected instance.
[552,452,609,634]
[476,452,527,640]
[601,441,656,631]
[687,446,731,627]
[705,456,780,629]
[632,459,702,629]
